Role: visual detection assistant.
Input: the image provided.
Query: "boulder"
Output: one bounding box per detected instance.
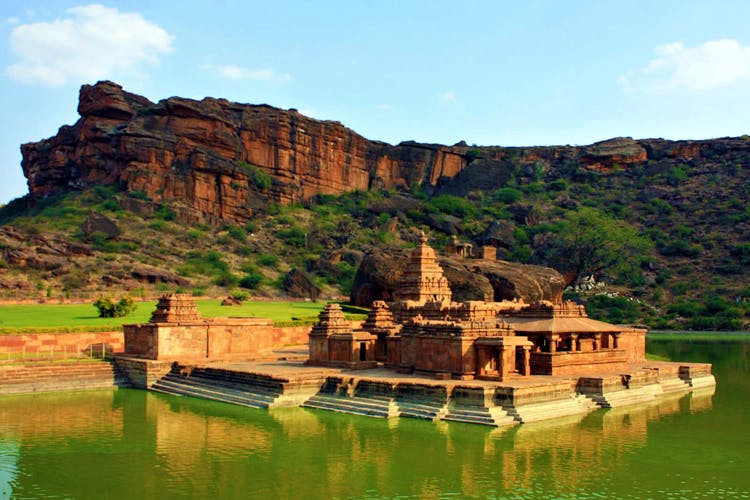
[282,268,321,301]
[82,211,121,240]
[350,247,565,306]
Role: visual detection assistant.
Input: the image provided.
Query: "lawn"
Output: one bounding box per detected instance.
[0,300,342,334]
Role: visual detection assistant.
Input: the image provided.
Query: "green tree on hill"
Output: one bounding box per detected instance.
[539,207,653,287]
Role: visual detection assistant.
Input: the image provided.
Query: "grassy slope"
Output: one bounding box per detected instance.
[0,300,333,333]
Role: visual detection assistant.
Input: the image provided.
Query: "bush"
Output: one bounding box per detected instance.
[425,194,477,219]
[494,188,522,204]
[258,254,280,268]
[93,296,137,318]
[237,161,272,190]
[239,272,264,289]
[278,227,306,248]
[731,243,750,265]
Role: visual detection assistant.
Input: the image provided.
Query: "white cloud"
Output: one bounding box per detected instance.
[201,63,292,82]
[4,17,20,25]
[439,90,456,101]
[376,103,393,111]
[5,4,174,86]
[619,39,750,93]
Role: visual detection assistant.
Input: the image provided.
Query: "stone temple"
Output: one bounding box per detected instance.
[308,233,645,381]
[117,235,715,427]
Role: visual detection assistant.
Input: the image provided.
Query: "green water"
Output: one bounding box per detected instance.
[1,338,748,499]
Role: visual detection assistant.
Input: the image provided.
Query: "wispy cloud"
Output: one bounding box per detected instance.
[3,16,20,25]
[201,64,292,82]
[439,90,456,101]
[376,103,393,111]
[619,39,750,93]
[5,4,174,86]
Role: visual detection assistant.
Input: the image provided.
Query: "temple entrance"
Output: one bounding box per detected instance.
[359,342,367,361]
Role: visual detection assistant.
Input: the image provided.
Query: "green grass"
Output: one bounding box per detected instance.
[647,331,750,342]
[0,300,345,334]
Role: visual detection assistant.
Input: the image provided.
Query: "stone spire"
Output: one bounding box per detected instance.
[149,294,203,323]
[310,303,352,336]
[393,232,452,303]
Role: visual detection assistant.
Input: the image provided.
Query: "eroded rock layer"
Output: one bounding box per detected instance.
[22,81,750,225]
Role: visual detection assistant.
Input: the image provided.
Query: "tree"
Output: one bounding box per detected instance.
[93,296,137,318]
[538,207,653,287]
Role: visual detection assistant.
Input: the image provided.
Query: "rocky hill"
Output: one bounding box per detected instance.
[4,81,750,329]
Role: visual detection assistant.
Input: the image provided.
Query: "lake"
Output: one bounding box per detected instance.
[1,336,748,499]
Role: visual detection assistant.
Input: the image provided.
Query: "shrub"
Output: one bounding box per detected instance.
[214,272,240,287]
[258,254,280,268]
[231,290,249,302]
[278,227,306,248]
[226,225,247,242]
[494,187,522,204]
[425,194,477,219]
[239,272,264,289]
[237,161,272,190]
[93,296,137,318]
[731,243,750,265]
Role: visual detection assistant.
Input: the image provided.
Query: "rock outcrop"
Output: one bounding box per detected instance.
[349,247,565,306]
[21,81,750,226]
[22,81,466,225]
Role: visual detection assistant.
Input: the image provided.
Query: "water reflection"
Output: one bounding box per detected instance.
[1,336,746,499]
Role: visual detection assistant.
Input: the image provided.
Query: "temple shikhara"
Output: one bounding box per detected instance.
[308,233,644,380]
[118,234,715,427]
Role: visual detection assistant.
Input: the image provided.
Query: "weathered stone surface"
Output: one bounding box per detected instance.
[22,81,468,225]
[82,211,121,240]
[350,246,565,306]
[282,268,321,300]
[23,81,748,226]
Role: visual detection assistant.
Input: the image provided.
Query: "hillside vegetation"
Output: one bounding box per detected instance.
[2,137,750,332]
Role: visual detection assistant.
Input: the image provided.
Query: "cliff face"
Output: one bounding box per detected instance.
[21,81,750,224]
[21,81,465,224]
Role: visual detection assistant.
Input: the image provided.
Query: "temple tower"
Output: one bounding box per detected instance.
[149,294,203,323]
[393,233,452,304]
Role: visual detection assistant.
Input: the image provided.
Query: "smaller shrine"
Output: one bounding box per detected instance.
[306,303,377,369]
[124,294,273,360]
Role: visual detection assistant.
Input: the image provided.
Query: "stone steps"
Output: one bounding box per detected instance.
[150,373,279,409]
[302,394,398,418]
[505,395,598,423]
[443,406,517,427]
[685,374,716,389]
[585,385,661,409]
[171,371,283,398]
[396,399,448,421]
[659,377,692,393]
[0,361,130,394]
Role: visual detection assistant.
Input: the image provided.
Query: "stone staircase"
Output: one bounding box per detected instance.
[443,405,517,427]
[150,366,284,409]
[584,384,662,409]
[503,395,598,423]
[302,393,399,418]
[659,377,692,393]
[396,397,448,421]
[0,360,130,395]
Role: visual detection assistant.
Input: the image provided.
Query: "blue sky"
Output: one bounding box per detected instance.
[1,1,750,204]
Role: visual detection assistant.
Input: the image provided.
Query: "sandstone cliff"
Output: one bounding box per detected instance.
[22,81,465,224]
[22,81,750,225]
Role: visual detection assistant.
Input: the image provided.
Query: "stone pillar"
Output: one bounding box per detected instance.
[548,334,559,353]
[522,346,531,376]
[570,333,579,352]
[593,333,602,350]
[612,333,620,349]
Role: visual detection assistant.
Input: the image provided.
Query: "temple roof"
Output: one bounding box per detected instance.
[501,314,628,334]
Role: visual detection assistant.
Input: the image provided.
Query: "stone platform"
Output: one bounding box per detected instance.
[115,347,716,427]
